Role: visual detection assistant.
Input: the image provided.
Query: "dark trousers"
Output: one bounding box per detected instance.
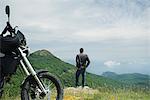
[75,68,86,87]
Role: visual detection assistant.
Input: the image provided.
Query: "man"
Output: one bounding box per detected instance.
[75,48,90,87]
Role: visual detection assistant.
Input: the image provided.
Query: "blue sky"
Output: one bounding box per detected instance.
[1,0,150,75]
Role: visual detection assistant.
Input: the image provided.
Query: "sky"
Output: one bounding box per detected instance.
[0,0,150,75]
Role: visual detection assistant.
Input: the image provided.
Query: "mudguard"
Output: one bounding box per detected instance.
[20,69,49,89]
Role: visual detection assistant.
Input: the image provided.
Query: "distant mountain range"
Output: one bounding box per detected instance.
[102,71,150,88]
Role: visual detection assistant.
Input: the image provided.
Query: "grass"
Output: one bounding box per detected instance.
[1,86,150,100]
[63,86,150,100]
[92,90,150,100]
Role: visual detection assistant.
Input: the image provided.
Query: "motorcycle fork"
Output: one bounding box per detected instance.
[18,47,47,94]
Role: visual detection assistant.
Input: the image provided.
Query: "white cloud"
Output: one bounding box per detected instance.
[104,60,121,68]
[73,24,148,42]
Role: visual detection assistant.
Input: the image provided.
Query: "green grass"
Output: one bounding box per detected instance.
[64,87,150,100]
[92,90,150,100]
[2,87,149,100]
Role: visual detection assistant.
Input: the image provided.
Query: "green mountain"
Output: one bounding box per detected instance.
[102,71,150,88]
[29,50,123,88]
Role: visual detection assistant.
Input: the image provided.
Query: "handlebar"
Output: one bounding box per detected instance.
[1,22,15,37]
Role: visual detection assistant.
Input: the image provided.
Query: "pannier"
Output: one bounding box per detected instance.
[0,31,26,74]
[0,35,20,53]
[0,54,19,74]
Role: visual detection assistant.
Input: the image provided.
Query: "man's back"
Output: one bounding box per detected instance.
[78,53,88,65]
[76,53,90,67]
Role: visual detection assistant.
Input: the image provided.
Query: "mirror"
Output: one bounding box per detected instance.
[5,5,10,18]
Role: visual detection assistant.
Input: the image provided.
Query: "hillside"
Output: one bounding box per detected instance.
[28,50,123,88]
[1,49,150,99]
[2,49,125,98]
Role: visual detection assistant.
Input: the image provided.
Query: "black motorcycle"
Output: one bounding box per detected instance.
[0,5,63,100]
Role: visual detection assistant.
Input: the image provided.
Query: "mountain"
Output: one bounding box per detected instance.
[28,50,123,88]
[102,71,150,88]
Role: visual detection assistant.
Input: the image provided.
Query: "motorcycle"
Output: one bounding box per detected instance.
[0,5,63,100]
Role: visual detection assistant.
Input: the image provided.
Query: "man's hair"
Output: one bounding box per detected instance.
[80,48,84,53]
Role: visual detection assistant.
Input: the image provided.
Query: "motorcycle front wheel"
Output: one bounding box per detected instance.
[21,73,63,100]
